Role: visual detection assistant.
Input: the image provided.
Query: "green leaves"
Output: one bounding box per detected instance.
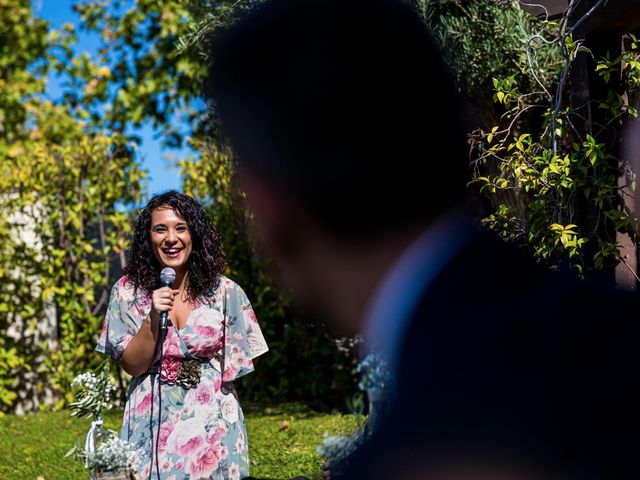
[474,117,628,272]
[595,52,621,84]
[593,240,622,269]
[515,133,530,152]
[487,126,499,144]
[0,101,144,413]
[549,223,586,256]
[492,75,518,106]
[469,6,640,278]
[66,0,208,145]
[596,39,640,90]
[0,343,24,410]
[480,204,524,242]
[582,134,608,167]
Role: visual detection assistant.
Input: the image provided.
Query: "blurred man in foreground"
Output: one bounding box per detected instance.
[205,0,638,478]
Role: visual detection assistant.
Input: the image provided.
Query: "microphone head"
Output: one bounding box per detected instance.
[160,267,176,286]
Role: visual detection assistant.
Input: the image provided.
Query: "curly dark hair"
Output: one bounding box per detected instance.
[124,191,226,301]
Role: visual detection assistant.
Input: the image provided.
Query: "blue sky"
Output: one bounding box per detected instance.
[33,0,185,199]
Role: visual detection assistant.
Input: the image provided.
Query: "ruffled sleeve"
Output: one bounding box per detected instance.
[221,278,269,381]
[96,277,147,362]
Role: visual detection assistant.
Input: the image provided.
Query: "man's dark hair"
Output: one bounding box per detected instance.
[206,0,469,238]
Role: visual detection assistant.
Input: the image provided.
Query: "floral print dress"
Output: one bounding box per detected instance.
[97,275,269,480]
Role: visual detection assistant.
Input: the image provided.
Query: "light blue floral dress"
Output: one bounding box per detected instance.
[97,275,268,480]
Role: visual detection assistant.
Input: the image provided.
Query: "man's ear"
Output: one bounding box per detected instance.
[239,172,305,261]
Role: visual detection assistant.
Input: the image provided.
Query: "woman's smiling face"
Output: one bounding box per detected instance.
[150,205,193,273]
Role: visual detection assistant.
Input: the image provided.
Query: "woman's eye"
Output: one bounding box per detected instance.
[153,227,167,233]
[177,226,188,232]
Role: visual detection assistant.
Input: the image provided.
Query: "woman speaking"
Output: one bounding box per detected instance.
[97,191,268,480]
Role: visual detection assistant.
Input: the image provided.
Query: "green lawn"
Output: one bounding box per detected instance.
[0,403,360,480]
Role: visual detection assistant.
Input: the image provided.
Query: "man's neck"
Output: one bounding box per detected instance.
[302,227,425,336]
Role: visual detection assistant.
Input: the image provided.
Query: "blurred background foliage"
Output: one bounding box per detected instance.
[0,0,361,413]
[414,0,562,117]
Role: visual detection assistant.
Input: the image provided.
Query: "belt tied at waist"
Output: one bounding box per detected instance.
[148,356,214,389]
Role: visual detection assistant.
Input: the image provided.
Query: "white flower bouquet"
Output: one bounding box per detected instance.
[69,368,115,420]
[66,361,144,480]
[84,432,145,480]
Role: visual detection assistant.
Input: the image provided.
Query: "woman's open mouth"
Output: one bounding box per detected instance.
[161,247,183,259]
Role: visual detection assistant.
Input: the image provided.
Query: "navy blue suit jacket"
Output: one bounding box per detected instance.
[345,232,638,479]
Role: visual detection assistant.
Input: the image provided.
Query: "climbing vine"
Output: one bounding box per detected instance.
[471,4,640,276]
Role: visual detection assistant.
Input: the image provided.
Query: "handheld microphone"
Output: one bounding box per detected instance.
[159,267,176,330]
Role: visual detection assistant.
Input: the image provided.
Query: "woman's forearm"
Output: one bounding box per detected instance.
[120,314,160,377]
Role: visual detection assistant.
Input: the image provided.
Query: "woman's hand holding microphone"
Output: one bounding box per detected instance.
[150,287,180,325]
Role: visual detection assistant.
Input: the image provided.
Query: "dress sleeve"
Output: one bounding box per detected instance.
[222,280,269,381]
[96,278,144,362]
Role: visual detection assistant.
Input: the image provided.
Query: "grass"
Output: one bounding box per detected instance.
[0,403,360,480]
